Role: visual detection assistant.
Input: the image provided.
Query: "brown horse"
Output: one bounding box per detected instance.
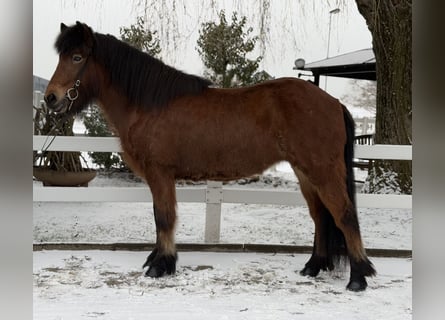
[44,22,375,291]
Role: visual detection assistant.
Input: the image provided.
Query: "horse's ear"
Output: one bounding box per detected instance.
[76,21,95,49]
[60,23,67,32]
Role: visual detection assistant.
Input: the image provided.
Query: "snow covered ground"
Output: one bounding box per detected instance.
[33,166,412,319]
[34,251,411,319]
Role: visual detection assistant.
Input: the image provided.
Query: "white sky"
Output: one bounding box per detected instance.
[33,0,372,99]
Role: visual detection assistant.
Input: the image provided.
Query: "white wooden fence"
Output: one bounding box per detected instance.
[355,117,375,135]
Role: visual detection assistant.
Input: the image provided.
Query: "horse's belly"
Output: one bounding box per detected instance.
[174,142,282,181]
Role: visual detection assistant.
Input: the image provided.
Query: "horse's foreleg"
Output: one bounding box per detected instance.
[143,175,177,277]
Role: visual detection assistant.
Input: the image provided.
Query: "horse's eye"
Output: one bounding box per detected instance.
[72,55,83,63]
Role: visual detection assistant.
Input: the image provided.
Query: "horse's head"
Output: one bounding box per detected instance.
[44,21,96,114]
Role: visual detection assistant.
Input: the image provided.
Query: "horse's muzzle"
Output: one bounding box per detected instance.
[44,93,57,106]
[44,93,70,113]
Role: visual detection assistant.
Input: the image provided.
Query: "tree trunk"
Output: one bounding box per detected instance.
[355,0,412,194]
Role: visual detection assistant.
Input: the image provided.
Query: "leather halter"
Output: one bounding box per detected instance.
[65,54,90,111]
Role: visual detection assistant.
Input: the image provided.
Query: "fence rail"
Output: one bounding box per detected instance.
[33,135,412,160]
[34,186,411,209]
[33,134,412,243]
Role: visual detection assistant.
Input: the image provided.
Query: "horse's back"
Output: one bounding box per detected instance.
[206,77,342,117]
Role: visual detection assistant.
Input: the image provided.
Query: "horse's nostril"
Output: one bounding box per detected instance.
[44,93,57,105]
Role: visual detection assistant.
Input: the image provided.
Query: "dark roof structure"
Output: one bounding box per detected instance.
[294,48,376,85]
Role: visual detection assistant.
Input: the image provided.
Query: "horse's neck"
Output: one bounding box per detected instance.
[96,89,137,138]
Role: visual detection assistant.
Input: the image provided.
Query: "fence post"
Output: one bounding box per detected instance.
[362,117,369,135]
[204,180,223,243]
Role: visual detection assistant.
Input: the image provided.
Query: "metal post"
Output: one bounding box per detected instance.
[324,8,340,90]
[326,8,340,59]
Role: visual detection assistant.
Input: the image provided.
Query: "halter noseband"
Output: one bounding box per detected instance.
[65,54,90,111]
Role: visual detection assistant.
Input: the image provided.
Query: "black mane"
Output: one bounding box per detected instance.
[56,23,212,109]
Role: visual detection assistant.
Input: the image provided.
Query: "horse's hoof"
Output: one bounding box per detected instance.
[346,278,367,291]
[300,266,320,277]
[145,265,164,278]
[143,253,177,278]
[142,248,158,269]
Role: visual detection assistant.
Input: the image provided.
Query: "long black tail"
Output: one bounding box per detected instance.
[322,203,347,270]
[341,104,356,207]
[323,104,356,269]
[342,104,377,278]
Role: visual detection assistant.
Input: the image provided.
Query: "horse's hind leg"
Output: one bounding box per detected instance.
[143,172,177,277]
[316,174,376,291]
[294,169,344,277]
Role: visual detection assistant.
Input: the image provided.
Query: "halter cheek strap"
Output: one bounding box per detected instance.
[66,79,81,111]
[65,54,90,111]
